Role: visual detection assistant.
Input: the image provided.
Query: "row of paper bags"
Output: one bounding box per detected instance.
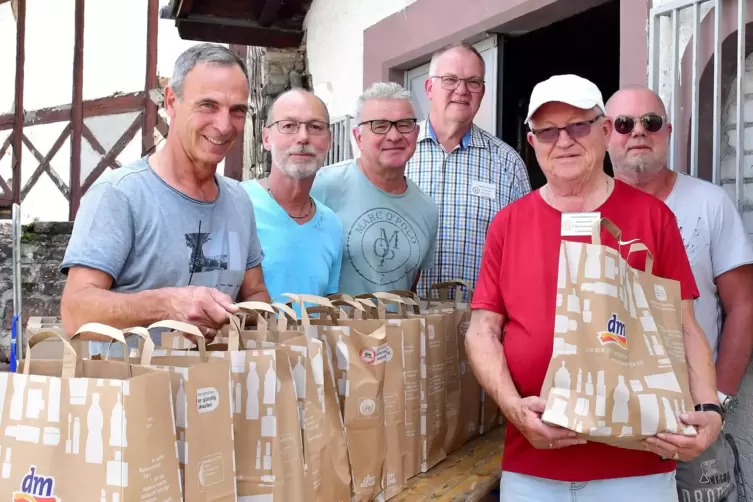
[0,282,501,501]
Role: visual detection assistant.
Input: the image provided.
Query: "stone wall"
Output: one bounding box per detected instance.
[0,221,71,360]
[244,45,310,180]
[719,51,753,494]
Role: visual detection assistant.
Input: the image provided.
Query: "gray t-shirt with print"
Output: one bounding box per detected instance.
[60,157,263,356]
[311,160,439,295]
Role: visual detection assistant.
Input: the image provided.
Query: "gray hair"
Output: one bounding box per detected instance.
[355,82,414,123]
[169,43,249,100]
[428,42,486,76]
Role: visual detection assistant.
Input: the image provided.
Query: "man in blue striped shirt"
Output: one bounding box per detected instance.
[405,42,531,300]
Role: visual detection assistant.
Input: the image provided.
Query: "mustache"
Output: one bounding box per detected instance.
[285,145,317,155]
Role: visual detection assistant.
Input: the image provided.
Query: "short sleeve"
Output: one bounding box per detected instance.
[710,192,753,277]
[656,209,699,300]
[60,182,134,280]
[246,202,264,270]
[471,212,507,315]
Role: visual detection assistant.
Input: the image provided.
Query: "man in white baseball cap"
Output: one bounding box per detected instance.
[466,74,720,501]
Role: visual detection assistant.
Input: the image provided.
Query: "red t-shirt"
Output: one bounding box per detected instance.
[472,179,699,482]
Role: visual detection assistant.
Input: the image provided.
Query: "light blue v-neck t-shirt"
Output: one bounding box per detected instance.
[241,179,343,302]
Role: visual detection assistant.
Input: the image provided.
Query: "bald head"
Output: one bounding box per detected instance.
[266,89,330,126]
[605,86,671,179]
[605,86,667,118]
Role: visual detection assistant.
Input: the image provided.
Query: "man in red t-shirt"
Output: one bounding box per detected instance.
[466,74,723,501]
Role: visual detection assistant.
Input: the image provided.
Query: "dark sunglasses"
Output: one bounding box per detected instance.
[613,113,665,135]
[530,116,602,143]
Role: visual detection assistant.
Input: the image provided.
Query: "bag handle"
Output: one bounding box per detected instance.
[235,301,275,332]
[23,330,78,379]
[626,242,655,272]
[429,280,475,306]
[591,217,623,246]
[102,327,156,366]
[271,302,300,330]
[282,293,335,325]
[147,320,207,361]
[227,313,246,351]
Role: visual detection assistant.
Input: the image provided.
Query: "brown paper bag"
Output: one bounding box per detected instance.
[541,218,697,448]
[317,322,387,502]
[1,325,182,501]
[130,321,238,501]
[334,318,406,499]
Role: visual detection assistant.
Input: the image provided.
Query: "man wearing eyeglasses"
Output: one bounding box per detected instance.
[608,86,753,502]
[241,89,343,304]
[311,82,439,295]
[405,42,531,301]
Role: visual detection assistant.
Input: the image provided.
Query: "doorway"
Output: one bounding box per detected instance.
[499,0,620,189]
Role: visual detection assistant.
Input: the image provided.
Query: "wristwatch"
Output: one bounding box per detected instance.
[717,391,737,413]
[695,403,725,427]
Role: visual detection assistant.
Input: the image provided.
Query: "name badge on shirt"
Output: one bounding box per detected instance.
[471,180,496,200]
[561,212,601,237]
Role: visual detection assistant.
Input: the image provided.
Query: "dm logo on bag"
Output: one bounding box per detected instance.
[12,466,59,502]
[597,314,628,350]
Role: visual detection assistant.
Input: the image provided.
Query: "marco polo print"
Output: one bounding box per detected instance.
[311,160,439,295]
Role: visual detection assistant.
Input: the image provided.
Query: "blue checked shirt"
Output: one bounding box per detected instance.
[405,119,531,299]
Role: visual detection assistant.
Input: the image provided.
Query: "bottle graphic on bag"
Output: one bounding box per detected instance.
[263,359,276,405]
[336,334,349,370]
[109,392,127,447]
[612,376,630,423]
[176,378,187,428]
[293,356,306,400]
[86,393,104,464]
[247,361,260,419]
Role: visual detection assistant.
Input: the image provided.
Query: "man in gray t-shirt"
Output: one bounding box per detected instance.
[311,82,438,295]
[60,43,271,355]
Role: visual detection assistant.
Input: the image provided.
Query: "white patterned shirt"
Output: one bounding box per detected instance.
[405,119,531,299]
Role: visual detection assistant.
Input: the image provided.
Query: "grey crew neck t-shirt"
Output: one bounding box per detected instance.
[311,160,438,295]
[60,157,263,356]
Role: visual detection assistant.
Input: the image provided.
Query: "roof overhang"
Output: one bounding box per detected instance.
[160,0,310,48]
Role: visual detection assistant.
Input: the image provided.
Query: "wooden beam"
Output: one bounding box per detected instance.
[21,130,71,201]
[11,0,25,205]
[175,15,304,48]
[258,0,283,27]
[0,92,146,131]
[81,124,121,169]
[177,0,193,17]
[69,0,85,219]
[81,112,143,194]
[224,44,248,181]
[143,0,159,156]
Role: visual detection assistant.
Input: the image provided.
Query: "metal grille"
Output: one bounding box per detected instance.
[325,115,354,166]
[648,0,746,212]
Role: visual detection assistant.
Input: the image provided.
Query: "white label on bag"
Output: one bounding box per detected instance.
[197,387,220,414]
[359,344,393,365]
[561,212,601,237]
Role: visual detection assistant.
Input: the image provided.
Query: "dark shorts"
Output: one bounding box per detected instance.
[675,433,746,502]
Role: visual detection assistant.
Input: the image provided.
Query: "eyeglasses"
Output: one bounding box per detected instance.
[530,116,603,143]
[267,119,330,136]
[358,118,418,135]
[431,75,485,93]
[613,113,665,135]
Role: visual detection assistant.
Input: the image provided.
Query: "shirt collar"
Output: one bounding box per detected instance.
[421,117,475,150]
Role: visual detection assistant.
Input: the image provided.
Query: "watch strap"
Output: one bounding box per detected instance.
[695,403,725,420]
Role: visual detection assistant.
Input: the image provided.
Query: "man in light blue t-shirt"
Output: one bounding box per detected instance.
[242,89,343,302]
[311,82,439,295]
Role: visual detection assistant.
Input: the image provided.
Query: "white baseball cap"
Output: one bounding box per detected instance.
[525,74,606,125]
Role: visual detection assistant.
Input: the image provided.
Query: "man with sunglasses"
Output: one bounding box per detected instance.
[311,82,438,295]
[608,86,753,502]
[467,74,721,501]
[405,42,530,301]
[241,89,343,305]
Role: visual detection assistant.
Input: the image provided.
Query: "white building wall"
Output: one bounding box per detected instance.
[303,0,418,119]
[0,0,220,224]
